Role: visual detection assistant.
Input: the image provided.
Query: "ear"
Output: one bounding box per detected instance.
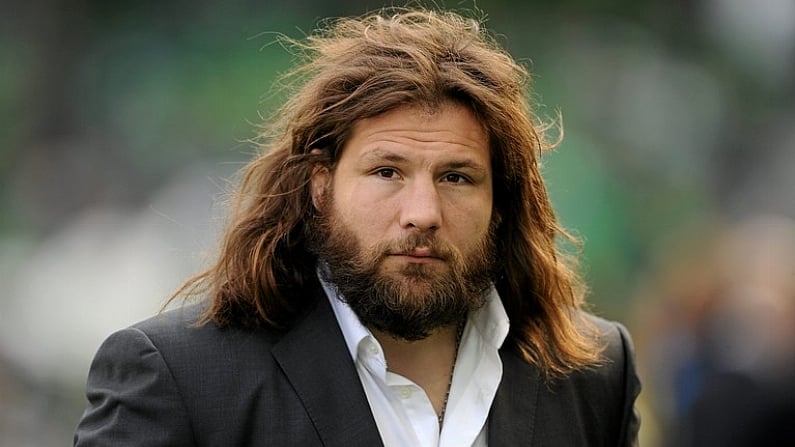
[309,150,331,210]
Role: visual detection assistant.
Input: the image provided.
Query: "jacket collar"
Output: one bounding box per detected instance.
[271,291,384,447]
[488,347,541,446]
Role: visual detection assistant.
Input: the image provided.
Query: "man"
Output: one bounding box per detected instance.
[74,8,640,446]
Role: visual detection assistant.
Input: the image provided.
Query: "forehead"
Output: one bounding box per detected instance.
[341,102,490,158]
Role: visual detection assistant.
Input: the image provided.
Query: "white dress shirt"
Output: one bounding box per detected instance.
[321,278,510,447]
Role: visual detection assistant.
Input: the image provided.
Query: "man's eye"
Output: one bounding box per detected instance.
[376,168,397,178]
[443,173,468,184]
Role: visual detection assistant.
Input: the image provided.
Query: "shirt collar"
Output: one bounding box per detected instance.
[319,269,510,361]
[320,273,372,361]
[470,285,510,350]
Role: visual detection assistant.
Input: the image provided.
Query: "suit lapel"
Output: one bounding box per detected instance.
[488,348,541,446]
[271,293,384,447]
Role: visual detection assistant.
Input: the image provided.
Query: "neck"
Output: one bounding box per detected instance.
[371,321,464,418]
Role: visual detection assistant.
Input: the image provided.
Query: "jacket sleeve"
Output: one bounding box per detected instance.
[74,327,195,446]
[615,322,642,447]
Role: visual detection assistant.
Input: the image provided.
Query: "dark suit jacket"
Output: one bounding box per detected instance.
[74,291,640,446]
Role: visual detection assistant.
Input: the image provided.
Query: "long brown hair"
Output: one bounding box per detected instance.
[172,7,603,378]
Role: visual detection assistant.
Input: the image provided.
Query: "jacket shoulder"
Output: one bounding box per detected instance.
[132,303,204,335]
[583,313,636,373]
[568,312,641,446]
[131,303,278,345]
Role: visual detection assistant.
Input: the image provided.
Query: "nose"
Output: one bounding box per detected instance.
[399,178,442,231]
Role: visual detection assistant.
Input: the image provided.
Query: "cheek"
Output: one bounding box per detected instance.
[332,190,395,244]
[447,201,493,246]
[343,183,399,220]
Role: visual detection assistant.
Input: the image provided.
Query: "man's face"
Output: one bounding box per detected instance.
[310,102,496,340]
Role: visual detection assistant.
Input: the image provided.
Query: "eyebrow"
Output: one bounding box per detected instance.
[361,148,409,164]
[361,148,488,172]
[442,160,488,172]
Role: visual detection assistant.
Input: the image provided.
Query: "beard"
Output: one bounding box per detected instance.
[308,192,497,341]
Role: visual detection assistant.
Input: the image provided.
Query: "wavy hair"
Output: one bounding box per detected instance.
[172,7,603,378]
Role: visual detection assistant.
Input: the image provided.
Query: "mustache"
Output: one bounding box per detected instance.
[380,233,455,260]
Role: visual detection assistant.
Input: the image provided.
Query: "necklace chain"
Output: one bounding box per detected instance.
[438,320,465,430]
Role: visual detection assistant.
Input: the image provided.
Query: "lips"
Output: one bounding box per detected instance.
[407,247,433,257]
[390,246,444,261]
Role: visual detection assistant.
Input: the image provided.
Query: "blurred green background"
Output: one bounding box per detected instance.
[2,1,794,445]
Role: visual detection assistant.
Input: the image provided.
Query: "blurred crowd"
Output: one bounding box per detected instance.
[1,0,793,445]
[632,215,795,446]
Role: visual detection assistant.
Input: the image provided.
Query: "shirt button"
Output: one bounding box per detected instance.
[368,343,379,355]
[400,387,412,399]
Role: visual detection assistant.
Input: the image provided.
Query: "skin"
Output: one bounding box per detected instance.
[311,101,494,416]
